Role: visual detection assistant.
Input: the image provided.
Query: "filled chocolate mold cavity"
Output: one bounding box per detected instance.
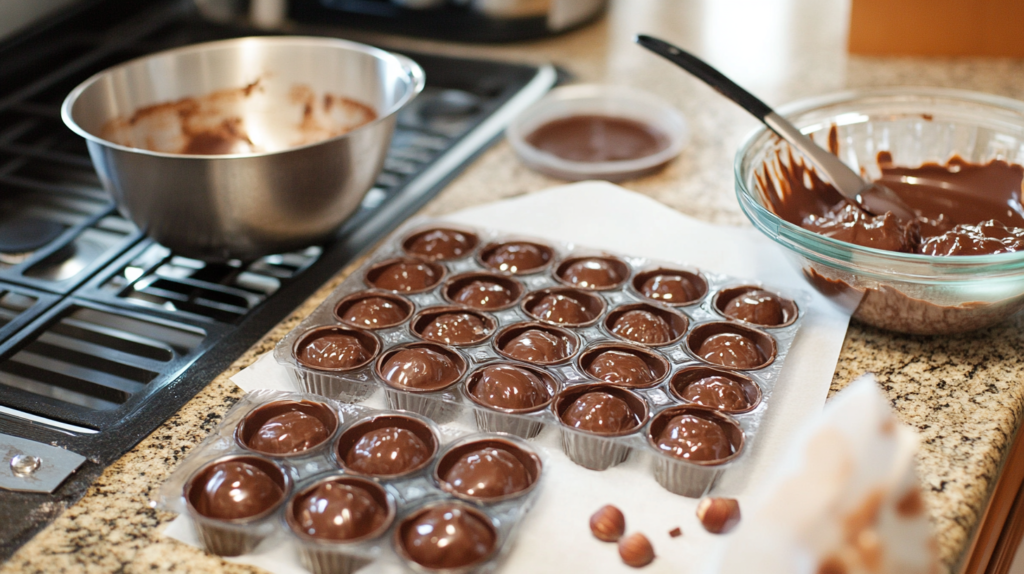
[713,285,798,327]
[553,382,650,437]
[578,343,670,389]
[335,413,439,479]
[333,291,413,330]
[554,255,630,291]
[410,306,497,347]
[668,366,762,414]
[493,322,579,366]
[285,474,395,543]
[646,405,744,465]
[433,437,543,504]
[521,287,605,327]
[686,322,777,370]
[236,400,339,457]
[604,302,688,346]
[375,342,468,392]
[442,272,524,311]
[364,257,446,293]
[632,267,708,306]
[477,240,555,275]
[293,325,380,372]
[402,226,479,261]
[464,362,558,414]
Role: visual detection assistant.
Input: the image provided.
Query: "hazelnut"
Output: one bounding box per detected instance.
[668,527,682,538]
[696,497,741,534]
[589,505,626,542]
[618,532,655,568]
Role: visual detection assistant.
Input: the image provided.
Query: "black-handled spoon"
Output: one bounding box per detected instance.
[635,34,915,220]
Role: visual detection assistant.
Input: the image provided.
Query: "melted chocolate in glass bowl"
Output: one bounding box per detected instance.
[758,142,1024,255]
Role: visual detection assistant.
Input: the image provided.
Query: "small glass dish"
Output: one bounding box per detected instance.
[507,84,689,181]
[735,87,1024,335]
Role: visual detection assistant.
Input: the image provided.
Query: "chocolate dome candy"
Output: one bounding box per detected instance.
[480,241,553,274]
[335,293,411,330]
[398,505,497,570]
[292,481,388,540]
[421,312,489,345]
[586,349,655,387]
[452,280,514,309]
[191,460,284,520]
[610,310,671,345]
[470,364,550,410]
[697,333,764,369]
[248,411,329,455]
[379,346,462,391]
[441,447,531,499]
[346,428,430,476]
[561,391,637,434]
[403,228,478,261]
[634,268,706,304]
[365,258,444,293]
[557,256,628,290]
[498,327,575,364]
[723,289,784,325]
[681,376,751,411]
[295,327,377,371]
[654,414,733,462]
[523,288,605,327]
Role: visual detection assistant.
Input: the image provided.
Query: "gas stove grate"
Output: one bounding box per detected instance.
[78,241,322,325]
[0,299,218,431]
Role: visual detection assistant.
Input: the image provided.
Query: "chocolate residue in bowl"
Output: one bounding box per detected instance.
[756,131,1024,256]
[101,79,377,155]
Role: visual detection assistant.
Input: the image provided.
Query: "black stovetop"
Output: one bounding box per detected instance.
[0,0,554,558]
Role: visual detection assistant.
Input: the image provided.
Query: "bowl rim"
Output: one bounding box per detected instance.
[734,86,1024,271]
[506,83,690,177]
[60,35,426,159]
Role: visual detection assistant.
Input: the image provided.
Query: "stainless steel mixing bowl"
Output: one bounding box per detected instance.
[62,36,425,261]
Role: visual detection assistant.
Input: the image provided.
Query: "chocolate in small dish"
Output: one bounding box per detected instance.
[333,291,413,330]
[632,267,708,306]
[686,322,776,370]
[604,302,688,346]
[411,306,496,346]
[669,366,761,414]
[375,342,467,392]
[493,322,579,365]
[286,475,394,543]
[554,256,630,290]
[395,502,498,571]
[364,257,445,293]
[335,413,439,478]
[554,383,649,436]
[465,363,558,413]
[646,405,744,465]
[442,272,523,311]
[293,325,379,372]
[434,437,542,503]
[236,400,339,456]
[478,240,554,275]
[713,285,798,327]
[578,343,670,389]
[185,455,290,555]
[521,287,606,327]
[402,227,479,261]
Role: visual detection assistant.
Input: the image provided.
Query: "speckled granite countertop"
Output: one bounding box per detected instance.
[7,0,1024,572]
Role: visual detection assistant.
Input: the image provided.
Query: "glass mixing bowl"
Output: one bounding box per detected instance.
[735,87,1024,335]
